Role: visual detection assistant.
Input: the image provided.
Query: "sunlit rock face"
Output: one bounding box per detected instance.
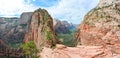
[98,0,120,7]
[75,0,120,54]
[24,8,59,48]
[40,44,120,58]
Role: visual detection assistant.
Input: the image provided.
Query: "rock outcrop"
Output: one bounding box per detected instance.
[75,0,120,54]
[24,8,59,48]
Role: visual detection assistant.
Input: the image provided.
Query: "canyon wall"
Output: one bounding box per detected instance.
[75,0,120,54]
[24,8,60,48]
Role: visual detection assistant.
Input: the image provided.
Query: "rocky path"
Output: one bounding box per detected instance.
[40,44,120,58]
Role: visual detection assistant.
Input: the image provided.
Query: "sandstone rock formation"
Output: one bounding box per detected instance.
[75,0,120,54]
[24,8,59,48]
[34,5,120,58]
[40,44,120,58]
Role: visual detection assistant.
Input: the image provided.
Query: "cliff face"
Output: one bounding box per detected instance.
[19,12,33,25]
[75,0,120,54]
[24,8,59,48]
[0,17,24,47]
[0,12,32,47]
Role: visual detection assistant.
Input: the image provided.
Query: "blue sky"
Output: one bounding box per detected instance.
[27,0,60,7]
[0,0,99,24]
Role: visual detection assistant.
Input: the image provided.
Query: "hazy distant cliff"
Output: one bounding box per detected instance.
[0,12,33,47]
[53,19,76,34]
[19,12,33,24]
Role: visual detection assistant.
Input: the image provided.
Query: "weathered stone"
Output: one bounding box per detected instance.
[40,44,120,58]
[75,0,120,55]
[24,8,59,48]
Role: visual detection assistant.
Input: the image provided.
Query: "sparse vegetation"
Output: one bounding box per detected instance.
[21,41,39,58]
[46,31,52,40]
[84,4,113,23]
[58,32,75,47]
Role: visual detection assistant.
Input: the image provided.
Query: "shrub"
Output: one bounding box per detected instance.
[21,41,39,58]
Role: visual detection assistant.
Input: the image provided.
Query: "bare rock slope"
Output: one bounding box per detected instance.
[75,0,120,54]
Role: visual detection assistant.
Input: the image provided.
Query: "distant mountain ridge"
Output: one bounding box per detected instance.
[0,12,33,47]
[53,18,77,34]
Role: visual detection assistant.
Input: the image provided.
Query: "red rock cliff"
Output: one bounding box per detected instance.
[75,0,120,54]
[24,8,59,48]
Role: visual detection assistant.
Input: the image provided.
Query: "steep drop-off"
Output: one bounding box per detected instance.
[53,19,76,46]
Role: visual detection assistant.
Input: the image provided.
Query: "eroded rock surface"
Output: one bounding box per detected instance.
[75,0,120,55]
[40,44,120,58]
[24,8,59,48]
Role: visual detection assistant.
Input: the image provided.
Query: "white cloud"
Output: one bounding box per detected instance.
[0,0,99,24]
[0,0,37,17]
[46,0,99,24]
